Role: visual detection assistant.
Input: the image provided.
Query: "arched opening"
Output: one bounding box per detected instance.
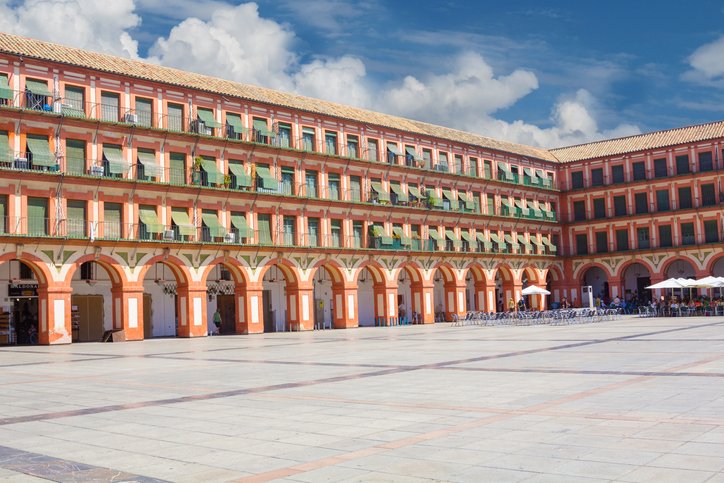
[205,264,237,335]
[432,266,455,321]
[494,265,515,312]
[545,271,554,309]
[262,263,290,332]
[622,262,651,304]
[712,257,724,277]
[665,258,698,300]
[397,268,412,322]
[0,260,41,345]
[465,264,487,313]
[356,266,378,327]
[70,261,116,342]
[581,266,609,303]
[141,262,183,338]
[522,267,544,310]
[312,265,336,330]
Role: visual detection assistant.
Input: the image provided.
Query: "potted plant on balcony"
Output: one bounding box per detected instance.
[192,156,203,185]
[223,174,232,189]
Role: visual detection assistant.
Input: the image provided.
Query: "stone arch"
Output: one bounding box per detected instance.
[614,259,655,279]
[0,251,53,286]
[136,254,193,286]
[706,253,724,276]
[494,263,516,283]
[63,253,128,286]
[430,261,457,283]
[354,259,387,285]
[309,259,346,285]
[574,261,614,281]
[464,261,489,284]
[257,258,301,287]
[393,260,425,284]
[661,256,699,279]
[200,256,250,286]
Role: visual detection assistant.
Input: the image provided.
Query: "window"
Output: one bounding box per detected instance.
[0,73,10,107]
[616,229,629,251]
[27,197,48,236]
[305,170,318,198]
[675,154,690,175]
[387,142,399,164]
[611,165,624,183]
[257,213,272,244]
[228,160,251,191]
[136,148,160,181]
[573,200,586,221]
[575,234,588,255]
[26,134,54,170]
[487,195,495,215]
[325,131,337,155]
[483,160,492,179]
[637,227,650,249]
[100,91,120,122]
[656,189,670,211]
[302,127,315,151]
[103,202,123,239]
[135,97,153,127]
[680,222,695,245]
[632,161,646,181]
[347,135,359,158]
[591,168,603,186]
[280,167,295,195]
[277,123,291,148]
[593,198,606,219]
[306,217,320,246]
[634,192,648,214]
[698,152,713,172]
[437,152,448,172]
[330,219,342,247]
[678,187,692,209]
[252,117,270,144]
[139,205,163,240]
[571,171,584,189]
[62,86,85,118]
[24,78,51,111]
[367,138,378,161]
[613,195,627,216]
[595,232,608,253]
[472,191,481,213]
[454,154,463,174]
[65,139,86,175]
[349,175,361,201]
[282,216,296,245]
[701,184,715,206]
[352,221,363,248]
[653,158,667,178]
[422,149,432,169]
[169,153,186,185]
[327,173,341,200]
[469,157,478,177]
[704,220,719,243]
[167,103,184,132]
[658,225,672,247]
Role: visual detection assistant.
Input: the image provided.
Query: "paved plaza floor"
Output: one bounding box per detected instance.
[1,316,724,482]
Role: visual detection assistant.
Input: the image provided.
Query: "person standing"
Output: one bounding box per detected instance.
[211,308,222,335]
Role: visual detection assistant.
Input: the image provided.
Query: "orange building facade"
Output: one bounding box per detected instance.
[0,33,721,345]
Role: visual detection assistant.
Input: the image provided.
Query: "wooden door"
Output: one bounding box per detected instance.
[216,294,235,334]
[143,293,153,339]
[71,295,104,342]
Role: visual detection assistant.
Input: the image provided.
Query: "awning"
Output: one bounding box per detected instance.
[476,232,493,249]
[201,159,224,184]
[514,199,529,215]
[196,109,222,128]
[137,151,161,178]
[542,236,557,252]
[26,79,52,97]
[103,145,126,174]
[228,163,252,187]
[523,167,538,181]
[458,192,475,210]
[392,227,411,246]
[527,201,542,217]
[442,189,459,210]
[460,231,475,243]
[428,192,443,208]
[517,234,533,251]
[404,146,423,161]
[490,233,506,250]
[171,211,196,236]
[501,199,511,209]
[202,213,226,238]
[545,210,556,220]
[389,184,409,202]
[370,182,390,201]
[225,114,247,133]
[369,225,384,237]
[255,165,277,190]
[387,144,401,155]
[26,137,55,167]
[428,228,444,242]
[498,162,514,181]
[408,186,422,199]
[445,229,462,247]
[531,237,545,250]
[0,131,8,160]
[139,207,164,233]
[61,105,85,118]
[230,213,253,238]
[504,234,519,247]
[253,119,274,137]
[380,235,394,245]
[0,76,11,100]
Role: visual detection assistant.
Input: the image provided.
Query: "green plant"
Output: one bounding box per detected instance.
[223,174,232,187]
[193,156,203,171]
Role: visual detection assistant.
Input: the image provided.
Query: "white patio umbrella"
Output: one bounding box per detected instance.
[521,285,551,295]
[645,278,688,289]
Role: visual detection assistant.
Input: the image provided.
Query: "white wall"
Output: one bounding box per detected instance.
[143,263,177,337]
[262,277,287,331]
[357,271,374,326]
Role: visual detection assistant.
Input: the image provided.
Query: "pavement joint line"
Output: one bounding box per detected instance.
[0,319,721,428]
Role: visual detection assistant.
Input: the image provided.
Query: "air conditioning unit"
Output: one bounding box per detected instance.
[14,157,28,163]
[223,232,236,243]
[124,113,138,123]
[162,230,175,241]
[90,165,104,176]
[14,157,29,169]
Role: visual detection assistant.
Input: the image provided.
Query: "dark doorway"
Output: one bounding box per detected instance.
[216,294,235,334]
[13,298,38,344]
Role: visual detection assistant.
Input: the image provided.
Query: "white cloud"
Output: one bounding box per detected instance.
[685,35,724,85]
[0,0,140,58]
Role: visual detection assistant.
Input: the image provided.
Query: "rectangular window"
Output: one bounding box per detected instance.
[487,195,495,215]
[613,195,627,216]
[699,152,713,172]
[27,197,48,236]
[681,222,695,245]
[330,219,342,247]
[277,123,291,148]
[167,103,184,132]
[66,201,86,238]
[306,217,319,246]
[346,135,358,158]
[595,232,608,253]
[701,184,716,206]
[634,192,648,214]
[676,154,690,175]
[0,73,11,107]
[632,161,646,181]
[637,227,650,249]
[327,173,340,200]
[0,195,7,234]
[65,139,86,176]
[62,86,85,118]
[653,158,667,178]
[325,131,337,155]
[437,152,448,172]
[571,171,584,189]
[573,200,586,221]
[704,220,719,243]
[469,157,478,177]
[483,160,492,179]
[656,189,670,211]
[305,170,318,198]
[169,152,186,185]
[575,234,588,255]
[280,167,295,195]
[367,139,378,161]
[282,216,296,245]
[257,213,272,245]
[100,91,120,122]
[616,229,629,251]
[678,186,692,209]
[590,168,603,186]
[658,225,672,248]
[422,149,432,169]
[352,221,363,248]
[387,142,399,164]
[252,117,270,143]
[25,78,51,110]
[454,154,463,174]
[611,165,624,183]
[103,202,122,239]
[349,175,361,201]
[135,97,153,127]
[302,127,315,152]
[593,198,606,219]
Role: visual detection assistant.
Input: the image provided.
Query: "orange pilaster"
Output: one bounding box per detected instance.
[410,281,434,323]
[37,284,72,345]
[444,281,467,321]
[332,284,358,329]
[373,283,398,326]
[286,285,315,331]
[475,281,495,313]
[111,284,144,340]
[176,284,208,337]
[236,284,264,334]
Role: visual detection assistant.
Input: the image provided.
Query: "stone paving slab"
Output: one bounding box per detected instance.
[1,316,724,481]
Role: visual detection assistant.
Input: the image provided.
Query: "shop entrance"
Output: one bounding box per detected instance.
[216,294,236,334]
[13,297,38,345]
[70,295,105,342]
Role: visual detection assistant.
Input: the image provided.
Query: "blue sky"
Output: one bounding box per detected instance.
[2,0,723,147]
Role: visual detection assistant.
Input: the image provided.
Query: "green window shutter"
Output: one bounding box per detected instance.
[169,153,186,184]
[202,212,226,238]
[349,176,361,201]
[171,208,196,236]
[139,206,164,234]
[0,195,6,233]
[257,214,272,244]
[253,118,273,136]
[389,183,408,202]
[167,103,184,131]
[27,197,48,235]
[230,213,253,238]
[255,165,278,190]
[103,145,126,174]
[201,158,224,184]
[0,74,12,101]
[103,203,122,238]
[100,92,119,122]
[26,135,55,167]
[62,86,85,118]
[26,79,51,96]
[135,98,153,127]
[65,139,86,175]
[137,149,161,178]
[0,130,9,164]
[228,161,252,187]
[370,181,390,201]
[66,200,86,237]
[196,108,222,128]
